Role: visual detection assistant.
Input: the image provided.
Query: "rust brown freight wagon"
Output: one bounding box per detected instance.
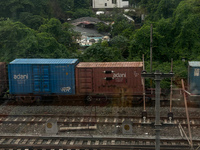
[76,62,143,105]
[0,62,8,97]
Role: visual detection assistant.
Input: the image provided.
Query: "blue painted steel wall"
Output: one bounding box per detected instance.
[8,64,32,94]
[8,59,79,95]
[188,61,200,95]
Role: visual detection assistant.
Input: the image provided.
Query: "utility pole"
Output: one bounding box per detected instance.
[150,24,153,72]
[150,24,153,94]
[142,70,174,150]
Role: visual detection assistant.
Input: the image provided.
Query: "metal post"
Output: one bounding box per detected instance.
[150,24,153,73]
[170,58,173,112]
[150,24,153,94]
[142,54,146,111]
[142,70,173,150]
[182,79,193,149]
[155,71,161,150]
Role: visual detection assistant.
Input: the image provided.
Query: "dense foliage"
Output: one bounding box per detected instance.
[0,0,199,87]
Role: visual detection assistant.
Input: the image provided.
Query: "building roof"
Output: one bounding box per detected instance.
[189,61,200,67]
[71,17,101,25]
[73,26,105,37]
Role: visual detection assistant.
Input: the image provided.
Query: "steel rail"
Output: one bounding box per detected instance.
[0,136,199,149]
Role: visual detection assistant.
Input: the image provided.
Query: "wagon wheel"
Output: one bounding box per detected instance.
[16,96,36,103]
[99,94,109,106]
[85,95,93,105]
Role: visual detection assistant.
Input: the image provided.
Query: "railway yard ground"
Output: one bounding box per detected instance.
[0,99,200,150]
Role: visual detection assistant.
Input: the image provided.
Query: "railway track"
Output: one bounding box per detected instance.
[0,135,199,149]
[1,105,200,149]
[0,114,200,127]
[0,114,200,141]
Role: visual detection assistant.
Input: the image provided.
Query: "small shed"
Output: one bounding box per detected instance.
[188,61,200,95]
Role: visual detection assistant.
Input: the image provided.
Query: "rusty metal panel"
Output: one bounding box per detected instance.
[76,62,143,95]
[0,62,7,96]
[76,68,93,93]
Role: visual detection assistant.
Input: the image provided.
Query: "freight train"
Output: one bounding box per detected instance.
[5,58,144,104]
[0,58,199,104]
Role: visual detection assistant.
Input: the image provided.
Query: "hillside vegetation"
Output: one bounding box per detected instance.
[0,0,199,87]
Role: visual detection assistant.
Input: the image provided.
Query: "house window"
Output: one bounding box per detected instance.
[112,0,116,4]
[105,3,107,6]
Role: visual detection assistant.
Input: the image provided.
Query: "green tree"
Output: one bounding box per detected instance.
[111,15,135,37]
[30,32,69,58]
[96,22,111,33]
[153,18,177,61]
[139,0,183,21]
[0,19,70,62]
[172,0,200,60]
[109,35,129,59]
[128,24,150,61]
[38,18,76,50]
[82,42,123,62]
[72,9,94,19]
[74,0,91,9]
[0,0,34,20]
[128,21,175,62]
[145,60,187,88]
[139,0,160,20]
[19,12,47,30]
[0,20,37,62]
[154,0,175,20]
[30,0,52,18]
[57,0,74,11]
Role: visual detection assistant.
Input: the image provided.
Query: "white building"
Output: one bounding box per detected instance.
[92,0,129,9]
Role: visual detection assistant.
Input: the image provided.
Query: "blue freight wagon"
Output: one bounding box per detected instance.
[8,59,79,102]
[188,61,200,95]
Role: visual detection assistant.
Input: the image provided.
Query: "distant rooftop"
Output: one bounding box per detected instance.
[71,17,101,25]
[189,61,200,67]
[73,26,105,37]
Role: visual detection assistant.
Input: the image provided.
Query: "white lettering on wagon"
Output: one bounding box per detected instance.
[113,73,126,82]
[61,87,71,92]
[14,74,28,80]
[13,74,28,84]
[113,73,126,78]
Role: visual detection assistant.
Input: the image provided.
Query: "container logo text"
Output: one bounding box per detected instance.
[61,87,71,92]
[113,73,126,78]
[14,74,28,80]
[13,74,28,84]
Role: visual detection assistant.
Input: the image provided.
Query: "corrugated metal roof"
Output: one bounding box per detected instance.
[77,62,143,68]
[10,59,78,64]
[189,61,200,67]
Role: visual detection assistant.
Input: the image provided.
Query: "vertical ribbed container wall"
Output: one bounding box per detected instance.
[0,62,8,96]
[188,61,200,95]
[76,62,143,95]
[8,59,79,95]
